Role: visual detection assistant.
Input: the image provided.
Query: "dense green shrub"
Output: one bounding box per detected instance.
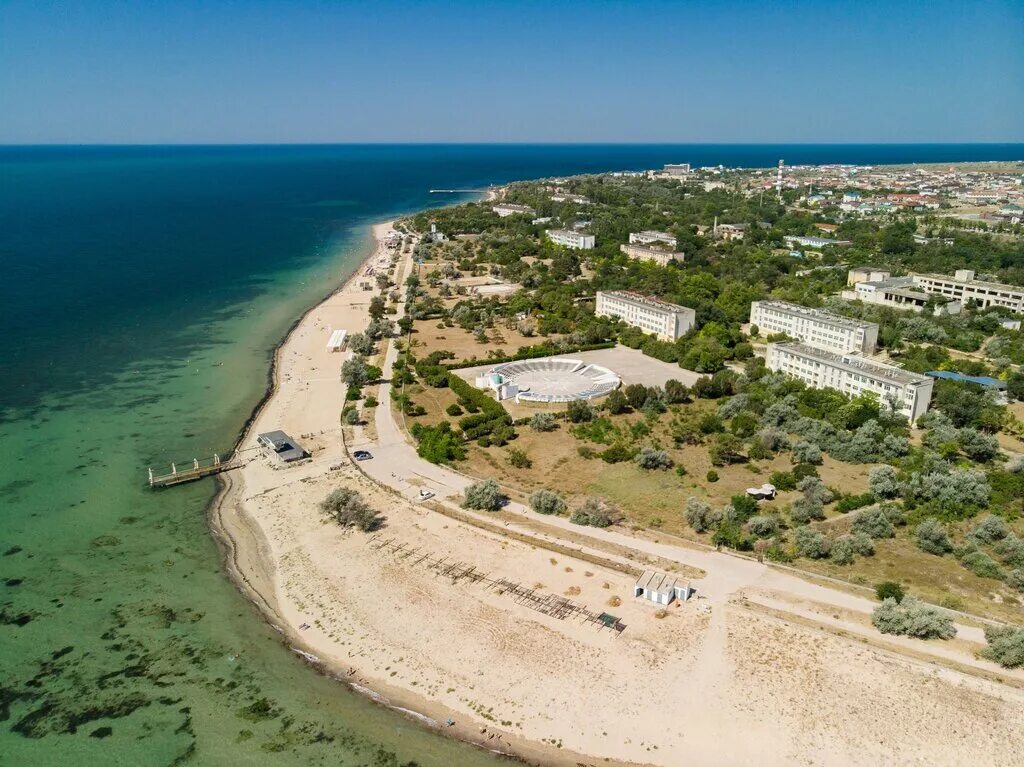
[959,549,1004,579]
[320,488,379,532]
[462,479,506,511]
[746,515,779,538]
[852,507,895,539]
[445,403,464,416]
[981,625,1024,668]
[872,597,955,640]
[410,421,466,464]
[635,447,673,470]
[529,412,557,432]
[566,400,594,423]
[875,581,905,602]
[769,471,796,491]
[506,447,532,469]
[915,518,953,555]
[571,497,615,527]
[835,492,875,513]
[794,527,830,559]
[685,497,720,533]
[529,489,566,516]
[969,515,1009,544]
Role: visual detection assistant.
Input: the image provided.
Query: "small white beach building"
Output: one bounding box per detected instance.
[634,570,692,605]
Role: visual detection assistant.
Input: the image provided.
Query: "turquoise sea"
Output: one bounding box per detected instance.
[1,144,1023,766]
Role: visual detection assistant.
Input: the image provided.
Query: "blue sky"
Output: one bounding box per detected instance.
[1,0,1022,143]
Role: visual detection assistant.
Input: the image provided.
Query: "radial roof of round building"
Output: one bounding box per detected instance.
[488,357,620,403]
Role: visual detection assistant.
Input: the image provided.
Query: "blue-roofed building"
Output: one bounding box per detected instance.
[927,371,1009,402]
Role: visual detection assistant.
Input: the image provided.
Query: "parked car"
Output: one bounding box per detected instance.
[353,450,373,461]
[417,489,435,500]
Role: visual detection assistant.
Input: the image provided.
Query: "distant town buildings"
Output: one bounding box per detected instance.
[629,230,678,249]
[551,193,591,204]
[750,300,878,355]
[492,203,537,217]
[619,243,682,267]
[595,290,695,342]
[766,342,933,422]
[546,229,595,250]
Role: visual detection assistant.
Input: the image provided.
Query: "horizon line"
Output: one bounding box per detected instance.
[2,141,1024,148]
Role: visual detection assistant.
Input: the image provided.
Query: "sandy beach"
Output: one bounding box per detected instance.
[210,219,1024,767]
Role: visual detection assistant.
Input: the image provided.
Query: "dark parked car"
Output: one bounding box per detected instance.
[353,450,373,461]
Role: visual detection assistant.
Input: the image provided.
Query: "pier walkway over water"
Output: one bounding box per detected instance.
[147,453,243,488]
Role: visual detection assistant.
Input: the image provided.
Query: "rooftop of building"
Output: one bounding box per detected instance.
[753,300,876,331]
[600,289,693,314]
[927,370,1007,389]
[633,230,676,239]
[547,228,591,238]
[769,342,930,386]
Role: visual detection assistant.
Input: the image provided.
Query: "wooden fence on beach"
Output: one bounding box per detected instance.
[367,535,626,634]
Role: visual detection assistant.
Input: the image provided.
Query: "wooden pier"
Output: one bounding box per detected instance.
[147,453,242,488]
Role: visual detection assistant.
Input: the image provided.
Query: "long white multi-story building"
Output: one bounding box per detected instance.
[595,290,695,342]
[766,342,933,422]
[629,230,677,249]
[545,229,595,250]
[492,203,536,217]
[619,243,682,267]
[912,270,1024,314]
[750,300,878,355]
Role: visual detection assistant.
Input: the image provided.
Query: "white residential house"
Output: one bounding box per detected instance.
[595,290,695,342]
[766,342,934,422]
[749,300,878,355]
[629,230,677,249]
[545,229,595,250]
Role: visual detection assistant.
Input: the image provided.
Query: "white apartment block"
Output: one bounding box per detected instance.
[663,163,691,176]
[546,229,595,250]
[619,243,682,267]
[766,342,933,422]
[595,290,695,342]
[912,270,1024,314]
[492,203,537,217]
[629,230,677,249]
[750,300,878,355]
